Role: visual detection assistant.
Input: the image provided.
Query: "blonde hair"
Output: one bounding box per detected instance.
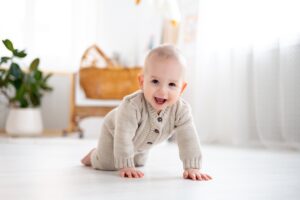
[144,44,187,77]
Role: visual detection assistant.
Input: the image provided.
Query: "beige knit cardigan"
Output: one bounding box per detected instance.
[93,90,202,170]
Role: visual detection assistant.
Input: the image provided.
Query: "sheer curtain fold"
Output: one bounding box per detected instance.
[253,42,300,149]
[193,33,300,148]
[189,0,300,148]
[279,43,300,147]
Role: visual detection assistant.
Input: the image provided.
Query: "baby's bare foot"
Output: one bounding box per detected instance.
[81,148,95,166]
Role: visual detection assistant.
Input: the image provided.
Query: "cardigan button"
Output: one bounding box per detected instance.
[154,129,159,133]
[157,117,163,122]
[147,142,153,145]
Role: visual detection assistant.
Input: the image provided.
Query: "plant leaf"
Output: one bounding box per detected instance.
[15,84,25,101]
[1,39,53,108]
[29,58,40,71]
[10,79,23,91]
[40,73,53,91]
[13,49,27,58]
[0,69,7,87]
[29,91,41,107]
[2,39,14,51]
[40,83,53,91]
[34,70,42,81]
[19,97,29,108]
[9,63,23,79]
[43,73,52,82]
[0,56,11,64]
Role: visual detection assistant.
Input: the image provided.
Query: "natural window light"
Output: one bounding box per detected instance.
[1,0,299,71]
[198,0,300,49]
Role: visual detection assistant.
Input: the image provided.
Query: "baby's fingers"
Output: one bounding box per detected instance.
[137,171,144,178]
[126,172,132,178]
[120,171,126,177]
[196,173,203,180]
[189,173,196,180]
[120,169,144,178]
[131,171,139,178]
[206,174,213,180]
[183,171,189,179]
[121,170,132,178]
[201,173,212,181]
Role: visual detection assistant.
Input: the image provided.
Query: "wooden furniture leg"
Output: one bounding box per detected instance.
[63,73,116,138]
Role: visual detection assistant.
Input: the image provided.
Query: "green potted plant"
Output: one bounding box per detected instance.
[0,39,53,136]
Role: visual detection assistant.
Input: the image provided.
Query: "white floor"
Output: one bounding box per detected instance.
[0,138,300,200]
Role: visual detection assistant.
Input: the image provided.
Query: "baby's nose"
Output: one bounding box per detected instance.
[157,86,168,97]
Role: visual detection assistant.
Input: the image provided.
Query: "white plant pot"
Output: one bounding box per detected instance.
[5,108,43,136]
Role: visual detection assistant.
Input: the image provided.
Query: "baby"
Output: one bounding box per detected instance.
[81,44,212,181]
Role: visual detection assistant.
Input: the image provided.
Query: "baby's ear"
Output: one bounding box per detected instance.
[138,74,144,89]
[180,82,187,95]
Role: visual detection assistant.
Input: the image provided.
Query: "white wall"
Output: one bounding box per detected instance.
[96,0,163,66]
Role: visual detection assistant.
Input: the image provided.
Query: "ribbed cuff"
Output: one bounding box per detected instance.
[114,157,135,169]
[183,157,202,169]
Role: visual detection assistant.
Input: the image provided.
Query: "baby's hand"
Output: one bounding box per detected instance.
[183,169,212,181]
[119,167,144,178]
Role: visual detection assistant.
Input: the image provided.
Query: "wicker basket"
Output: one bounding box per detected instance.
[79,45,142,100]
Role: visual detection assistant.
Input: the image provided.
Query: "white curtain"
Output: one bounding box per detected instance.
[0,0,101,72]
[190,0,300,149]
[0,0,163,72]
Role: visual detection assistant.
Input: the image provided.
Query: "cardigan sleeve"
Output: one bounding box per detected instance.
[174,101,202,170]
[113,98,139,169]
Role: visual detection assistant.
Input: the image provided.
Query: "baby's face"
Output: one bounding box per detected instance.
[139,57,186,113]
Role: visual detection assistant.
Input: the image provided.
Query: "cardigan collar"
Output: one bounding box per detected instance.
[145,99,170,120]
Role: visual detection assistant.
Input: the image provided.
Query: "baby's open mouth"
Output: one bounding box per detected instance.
[154,97,167,105]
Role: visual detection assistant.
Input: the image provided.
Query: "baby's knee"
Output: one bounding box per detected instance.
[91,150,117,171]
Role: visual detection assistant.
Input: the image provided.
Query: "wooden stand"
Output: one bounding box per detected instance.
[63,73,116,138]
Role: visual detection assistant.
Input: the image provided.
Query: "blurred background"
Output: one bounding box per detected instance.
[0,0,299,149]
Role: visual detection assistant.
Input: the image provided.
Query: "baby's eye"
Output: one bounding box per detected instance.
[151,79,159,84]
[169,82,177,87]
